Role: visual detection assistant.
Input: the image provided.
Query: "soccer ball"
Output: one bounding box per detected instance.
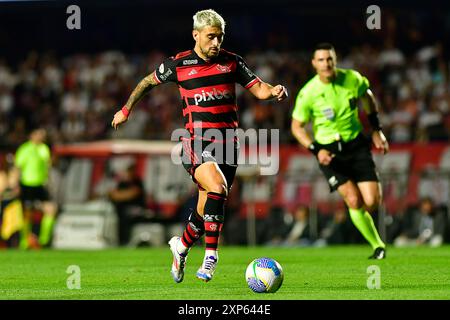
[245,257,284,293]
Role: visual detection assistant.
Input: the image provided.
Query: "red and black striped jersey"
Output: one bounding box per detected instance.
[154,49,260,139]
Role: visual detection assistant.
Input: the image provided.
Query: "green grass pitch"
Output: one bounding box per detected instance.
[1,245,449,300]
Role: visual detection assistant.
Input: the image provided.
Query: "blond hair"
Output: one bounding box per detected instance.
[193,9,225,32]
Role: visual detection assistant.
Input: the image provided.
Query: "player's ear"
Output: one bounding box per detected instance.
[192,30,199,41]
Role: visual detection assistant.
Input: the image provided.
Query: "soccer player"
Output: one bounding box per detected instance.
[14,128,57,248]
[111,9,288,282]
[291,43,388,259]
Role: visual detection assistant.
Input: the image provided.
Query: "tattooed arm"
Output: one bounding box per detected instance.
[111,71,159,129]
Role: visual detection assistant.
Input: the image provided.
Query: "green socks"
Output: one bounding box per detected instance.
[348,208,385,249]
[20,220,31,250]
[39,215,55,246]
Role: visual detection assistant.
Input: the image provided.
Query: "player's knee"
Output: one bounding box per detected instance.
[344,194,362,209]
[365,196,380,212]
[207,182,228,196]
[362,190,381,211]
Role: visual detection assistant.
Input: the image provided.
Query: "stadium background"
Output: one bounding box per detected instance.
[1,0,450,249]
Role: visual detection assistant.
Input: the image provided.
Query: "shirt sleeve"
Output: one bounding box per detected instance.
[292,88,311,123]
[14,145,25,169]
[235,55,261,89]
[154,57,178,84]
[352,70,370,98]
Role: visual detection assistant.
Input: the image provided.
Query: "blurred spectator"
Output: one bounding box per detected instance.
[394,197,447,247]
[283,205,312,246]
[416,95,449,142]
[317,208,359,245]
[92,162,116,200]
[265,205,312,247]
[0,154,22,248]
[108,164,147,245]
[388,98,416,143]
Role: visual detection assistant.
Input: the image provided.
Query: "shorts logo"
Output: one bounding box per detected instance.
[328,176,338,187]
[158,63,164,73]
[201,150,216,161]
[183,59,198,65]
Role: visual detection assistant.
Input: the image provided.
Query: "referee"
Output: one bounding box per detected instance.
[291,43,388,259]
[14,128,57,248]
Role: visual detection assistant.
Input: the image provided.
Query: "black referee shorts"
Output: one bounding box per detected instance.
[180,138,239,191]
[317,133,379,192]
[20,184,51,206]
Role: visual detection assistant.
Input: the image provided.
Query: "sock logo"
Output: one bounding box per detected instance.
[188,222,202,233]
[204,214,224,222]
[208,224,218,231]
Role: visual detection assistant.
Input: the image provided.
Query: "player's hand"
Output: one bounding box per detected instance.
[111,109,128,130]
[372,130,389,154]
[317,149,334,165]
[271,85,288,101]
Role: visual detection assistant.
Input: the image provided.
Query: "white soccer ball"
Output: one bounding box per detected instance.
[245,257,284,293]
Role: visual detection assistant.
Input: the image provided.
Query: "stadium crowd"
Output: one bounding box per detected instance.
[0,39,449,149]
[1,5,450,249]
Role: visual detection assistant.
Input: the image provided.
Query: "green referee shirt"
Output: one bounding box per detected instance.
[292,68,370,144]
[15,141,51,187]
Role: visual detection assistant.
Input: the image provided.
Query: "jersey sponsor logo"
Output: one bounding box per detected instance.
[158,63,165,73]
[193,88,234,105]
[159,68,173,81]
[183,59,198,65]
[321,106,335,120]
[216,64,231,73]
